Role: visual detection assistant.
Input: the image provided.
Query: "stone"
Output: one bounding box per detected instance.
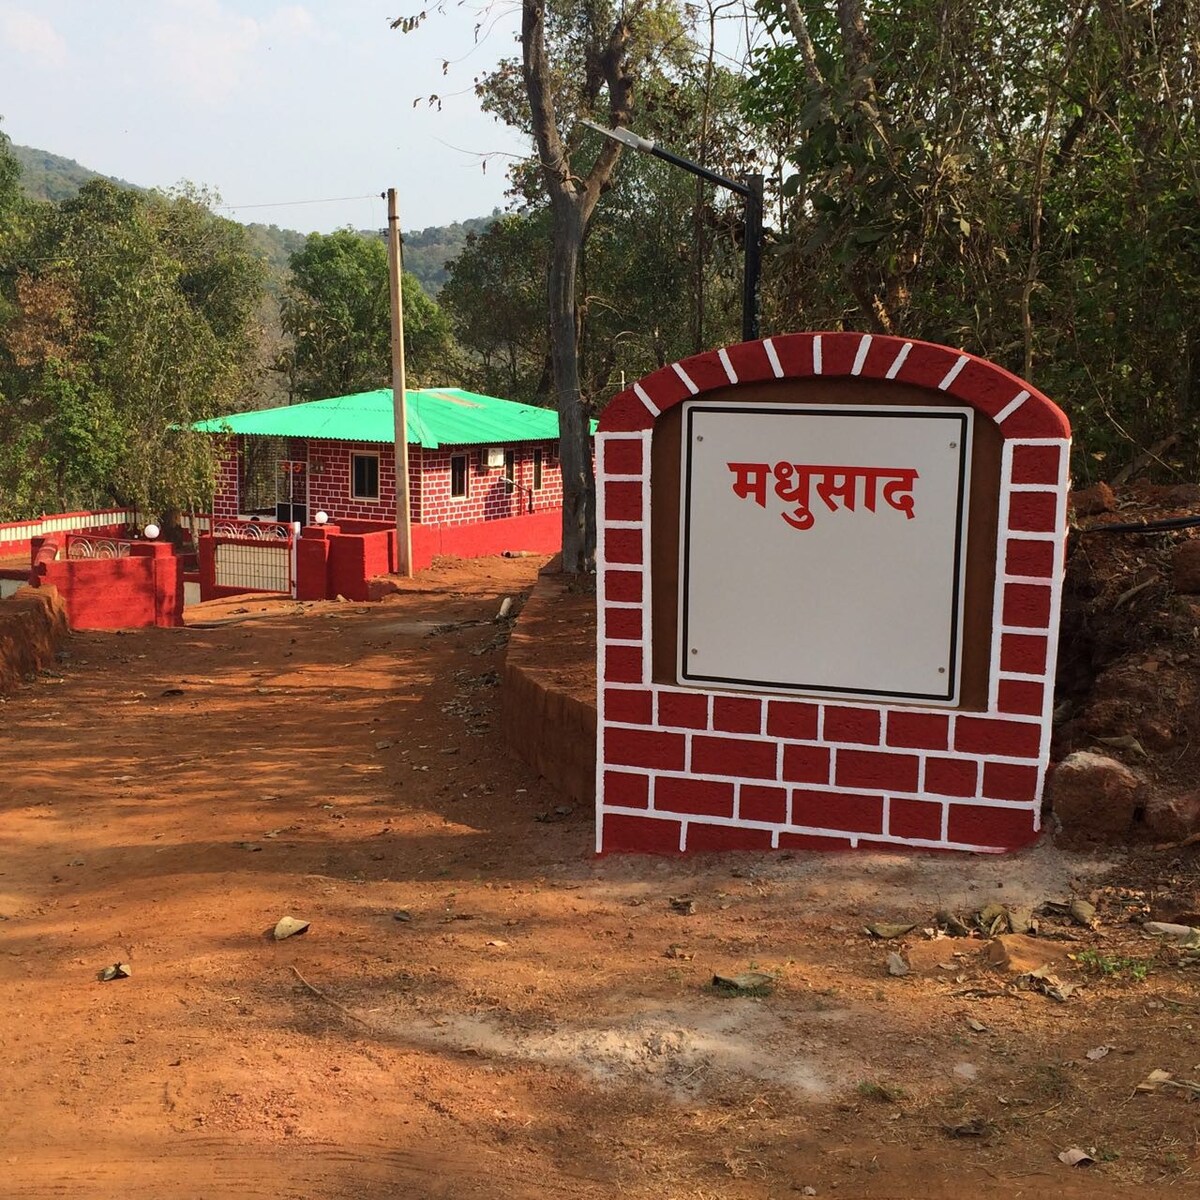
[1048,750,1141,846]
[1144,791,1200,843]
[1173,540,1200,594]
[1070,481,1116,517]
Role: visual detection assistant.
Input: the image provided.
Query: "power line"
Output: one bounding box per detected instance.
[213,193,381,212]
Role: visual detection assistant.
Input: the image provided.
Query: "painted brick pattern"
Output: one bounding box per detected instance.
[212,439,240,519]
[213,437,565,528]
[595,333,1070,855]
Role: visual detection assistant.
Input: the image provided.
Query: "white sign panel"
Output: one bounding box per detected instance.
[679,401,973,704]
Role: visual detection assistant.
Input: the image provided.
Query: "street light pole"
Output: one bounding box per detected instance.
[582,120,763,342]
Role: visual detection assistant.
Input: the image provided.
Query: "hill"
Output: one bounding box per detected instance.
[11,141,494,294]
[13,143,139,202]
[401,215,498,292]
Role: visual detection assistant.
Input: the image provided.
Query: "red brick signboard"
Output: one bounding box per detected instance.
[594,333,1070,854]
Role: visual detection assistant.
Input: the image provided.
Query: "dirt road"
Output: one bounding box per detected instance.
[1,557,1196,1198]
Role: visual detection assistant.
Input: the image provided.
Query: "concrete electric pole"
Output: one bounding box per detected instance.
[386,187,414,577]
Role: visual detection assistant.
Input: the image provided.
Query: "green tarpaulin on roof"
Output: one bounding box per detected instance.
[194,388,593,450]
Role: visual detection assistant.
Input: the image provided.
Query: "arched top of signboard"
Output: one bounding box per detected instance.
[597,333,1070,440]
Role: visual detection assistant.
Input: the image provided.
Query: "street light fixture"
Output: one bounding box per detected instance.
[582,119,764,342]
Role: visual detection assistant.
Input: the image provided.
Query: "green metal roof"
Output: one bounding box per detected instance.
[194,388,589,450]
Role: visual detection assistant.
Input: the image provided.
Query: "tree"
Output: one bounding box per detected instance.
[281,229,458,400]
[0,119,20,218]
[454,0,706,570]
[440,61,750,412]
[746,0,1200,481]
[440,211,552,403]
[0,180,268,518]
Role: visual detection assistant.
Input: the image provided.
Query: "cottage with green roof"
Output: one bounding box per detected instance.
[196,387,582,570]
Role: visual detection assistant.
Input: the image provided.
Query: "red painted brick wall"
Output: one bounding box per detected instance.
[595,333,1071,855]
[410,509,563,571]
[29,540,183,629]
[214,437,566,530]
[212,437,240,519]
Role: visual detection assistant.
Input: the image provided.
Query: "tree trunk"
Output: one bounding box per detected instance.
[548,200,590,572]
[521,0,633,572]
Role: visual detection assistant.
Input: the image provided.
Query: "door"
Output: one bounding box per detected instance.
[275,459,308,525]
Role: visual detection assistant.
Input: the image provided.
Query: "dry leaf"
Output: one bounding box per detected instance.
[1058,1147,1094,1167]
[712,971,774,994]
[866,922,917,939]
[1136,1068,1175,1093]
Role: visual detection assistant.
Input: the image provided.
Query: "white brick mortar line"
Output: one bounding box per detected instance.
[851,334,872,375]
[938,355,969,389]
[671,363,699,395]
[994,390,1030,425]
[885,342,913,379]
[633,382,661,416]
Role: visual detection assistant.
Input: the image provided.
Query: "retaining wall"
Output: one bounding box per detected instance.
[500,564,598,805]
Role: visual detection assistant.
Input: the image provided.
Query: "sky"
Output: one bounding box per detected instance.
[0,0,530,234]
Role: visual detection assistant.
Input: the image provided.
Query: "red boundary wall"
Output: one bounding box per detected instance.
[291,510,562,599]
[28,539,183,629]
[294,524,395,602]
[595,332,1071,855]
[0,509,140,561]
[410,509,561,572]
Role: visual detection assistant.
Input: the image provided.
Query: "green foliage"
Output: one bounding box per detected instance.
[745,0,1200,481]
[0,179,267,519]
[443,63,750,411]
[281,229,458,400]
[402,215,498,293]
[240,222,309,283]
[440,212,551,402]
[1076,950,1151,983]
[10,142,139,204]
[0,122,23,217]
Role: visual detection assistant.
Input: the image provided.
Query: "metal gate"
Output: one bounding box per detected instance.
[211,519,298,597]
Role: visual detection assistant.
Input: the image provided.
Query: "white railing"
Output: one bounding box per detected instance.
[178,513,212,537]
[212,518,293,540]
[65,535,134,560]
[0,508,140,550]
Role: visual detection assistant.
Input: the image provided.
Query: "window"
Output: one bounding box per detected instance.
[533,448,544,491]
[450,454,468,499]
[350,453,380,500]
[504,449,516,491]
